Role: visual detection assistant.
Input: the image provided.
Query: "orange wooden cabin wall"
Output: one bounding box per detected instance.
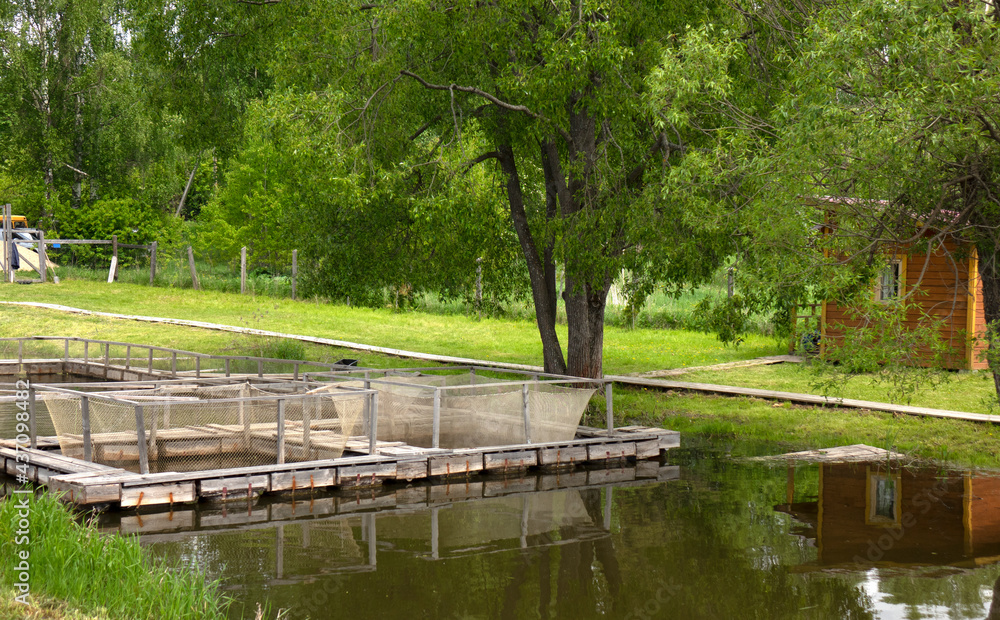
[823,240,987,370]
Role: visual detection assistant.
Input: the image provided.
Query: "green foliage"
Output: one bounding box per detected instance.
[815,299,956,405]
[51,198,179,266]
[0,491,229,619]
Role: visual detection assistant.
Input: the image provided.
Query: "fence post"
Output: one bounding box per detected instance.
[187,245,200,290]
[38,231,46,283]
[3,204,11,283]
[475,257,483,320]
[240,246,246,294]
[81,396,92,462]
[111,234,119,281]
[135,404,149,475]
[149,241,157,284]
[171,351,177,378]
[291,249,297,300]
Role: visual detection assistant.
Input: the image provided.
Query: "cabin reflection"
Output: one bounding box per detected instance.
[777,462,1000,568]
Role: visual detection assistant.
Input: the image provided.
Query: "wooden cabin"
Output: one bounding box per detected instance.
[814,199,987,370]
[777,462,1000,568]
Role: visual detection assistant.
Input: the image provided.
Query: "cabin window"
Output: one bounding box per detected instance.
[866,470,901,525]
[876,260,901,302]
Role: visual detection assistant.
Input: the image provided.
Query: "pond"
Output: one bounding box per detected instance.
[60,439,1000,619]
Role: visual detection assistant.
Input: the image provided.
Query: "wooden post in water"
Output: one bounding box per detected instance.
[149,241,157,284]
[187,245,200,290]
[291,249,297,300]
[37,231,46,283]
[240,246,246,294]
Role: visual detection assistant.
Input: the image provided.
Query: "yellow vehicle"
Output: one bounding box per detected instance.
[5,215,28,229]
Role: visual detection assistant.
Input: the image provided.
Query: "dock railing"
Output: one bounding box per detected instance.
[31,380,378,475]
[0,335,360,380]
[307,366,614,449]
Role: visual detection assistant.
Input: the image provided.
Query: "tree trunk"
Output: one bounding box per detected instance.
[977,241,1000,397]
[564,274,610,379]
[497,142,567,374]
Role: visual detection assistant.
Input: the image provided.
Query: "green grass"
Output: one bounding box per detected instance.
[0,492,229,620]
[615,386,1000,467]
[681,362,994,414]
[0,279,783,374]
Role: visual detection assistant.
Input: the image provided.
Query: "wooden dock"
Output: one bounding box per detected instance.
[0,425,679,510]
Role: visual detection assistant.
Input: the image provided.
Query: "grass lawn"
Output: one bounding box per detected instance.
[2,277,1000,468]
[614,387,1000,467]
[0,279,783,374]
[681,362,996,414]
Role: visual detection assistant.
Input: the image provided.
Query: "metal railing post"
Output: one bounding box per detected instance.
[605,381,614,434]
[432,388,441,449]
[522,383,531,444]
[276,399,286,465]
[81,396,92,462]
[135,404,149,474]
[28,386,36,449]
[369,392,379,455]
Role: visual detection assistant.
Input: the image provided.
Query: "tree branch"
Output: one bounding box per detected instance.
[400,70,572,143]
[463,151,499,172]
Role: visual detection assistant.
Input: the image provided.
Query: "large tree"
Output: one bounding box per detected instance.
[290,0,733,378]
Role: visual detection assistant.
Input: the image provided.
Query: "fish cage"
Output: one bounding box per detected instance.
[304,366,607,450]
[37,379,376,474]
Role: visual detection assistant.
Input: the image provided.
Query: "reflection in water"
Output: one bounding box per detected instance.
[8,446,1000,619]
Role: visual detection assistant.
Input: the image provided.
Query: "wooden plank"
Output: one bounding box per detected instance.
[537,445,588,467]
[270,469,336,492]
[483,449,537,471]
[428,453,484,477]
[611,375,1000,424]
[634,438,662,459]
[587,441,636,461]
[337,462,397,487]
[396,458,429,481]
[121,483,196,508]
[199,475,270,499]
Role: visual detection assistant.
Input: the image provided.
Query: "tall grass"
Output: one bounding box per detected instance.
[0,492,229,620]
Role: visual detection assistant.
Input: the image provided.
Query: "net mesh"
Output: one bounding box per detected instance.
[42,383,364,473]
[355,374,594,449]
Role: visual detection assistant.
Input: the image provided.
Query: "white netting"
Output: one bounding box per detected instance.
[41,383,364,473]
[347,374,595,449]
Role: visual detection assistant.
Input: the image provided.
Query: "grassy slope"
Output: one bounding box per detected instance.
[3,278,999,467]
[0,280,782,374]
[682,363,996,414]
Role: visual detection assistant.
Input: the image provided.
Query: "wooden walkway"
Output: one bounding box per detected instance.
[611,375,1000,425]
[5,302,997,426]
[0,425,679,509]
